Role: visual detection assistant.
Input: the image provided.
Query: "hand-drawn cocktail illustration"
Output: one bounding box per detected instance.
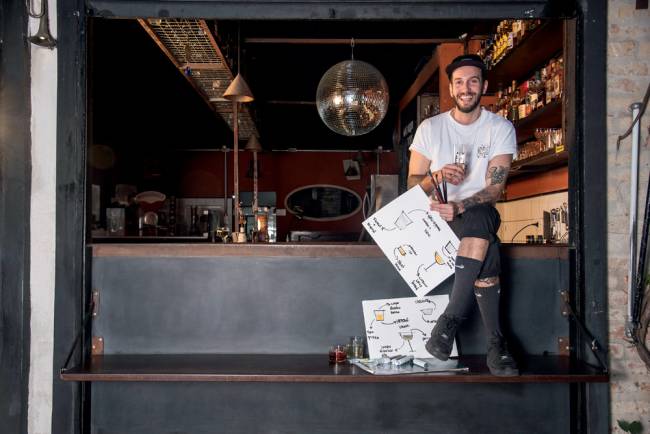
[399,330,415,352]
[362,186,460,297]
[363,296,457,359]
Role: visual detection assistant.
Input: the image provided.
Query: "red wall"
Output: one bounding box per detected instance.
[173,150,400,241]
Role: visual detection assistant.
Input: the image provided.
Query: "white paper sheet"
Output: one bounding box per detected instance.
[362,295,458,359]
[362,185,460,297]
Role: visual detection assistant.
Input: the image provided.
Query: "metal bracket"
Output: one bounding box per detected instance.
[59,297,96,374]
[558,336,571,356]
[560,291,570,317]
[559,290,608,373]
[92,336,104,355]
[92,289,100,317]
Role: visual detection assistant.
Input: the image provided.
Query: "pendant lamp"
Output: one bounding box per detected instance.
[223,23,254,239]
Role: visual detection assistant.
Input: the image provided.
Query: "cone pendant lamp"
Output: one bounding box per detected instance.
[223,23,254,240]
[223,74,254,103]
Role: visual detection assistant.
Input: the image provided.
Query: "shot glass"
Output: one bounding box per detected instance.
[348,336,365,360]
[329,344,348,364]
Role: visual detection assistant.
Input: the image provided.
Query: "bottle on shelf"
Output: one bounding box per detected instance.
[553,57,564,100]
[545,59,555,105]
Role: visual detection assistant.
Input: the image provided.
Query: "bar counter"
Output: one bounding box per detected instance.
[91,242,569,259]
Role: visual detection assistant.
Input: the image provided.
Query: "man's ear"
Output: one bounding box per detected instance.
[449,82,454,97]
[482,79,489,95]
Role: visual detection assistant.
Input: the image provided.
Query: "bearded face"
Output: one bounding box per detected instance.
[449,66,487,114]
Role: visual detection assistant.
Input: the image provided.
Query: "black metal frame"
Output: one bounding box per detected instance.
[51,1,608,433]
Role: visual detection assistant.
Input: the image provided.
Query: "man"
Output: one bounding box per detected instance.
[408,54,518,376]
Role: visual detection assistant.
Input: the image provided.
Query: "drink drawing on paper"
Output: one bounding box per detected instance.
[362,185,460,297]
[362,295,458,359]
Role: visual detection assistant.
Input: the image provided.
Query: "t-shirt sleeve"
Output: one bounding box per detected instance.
[490,119,518,160]
[408,120,433,160]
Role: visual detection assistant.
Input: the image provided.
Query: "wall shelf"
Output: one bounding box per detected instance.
[514,100,563,144]
[60,354,607,384]
[510,149,568,177]
[486,20,564,93]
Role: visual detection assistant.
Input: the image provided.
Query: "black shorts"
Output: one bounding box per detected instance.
[448,204,501,279]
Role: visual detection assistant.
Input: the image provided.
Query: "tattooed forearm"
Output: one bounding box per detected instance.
[487,165,508,185]
[460,187,500,212]
[458,186,502,213]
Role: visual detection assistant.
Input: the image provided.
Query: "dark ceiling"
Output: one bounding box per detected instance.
[91,19,495,152]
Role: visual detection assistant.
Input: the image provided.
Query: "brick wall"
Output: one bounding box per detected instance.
[607,1,650,431]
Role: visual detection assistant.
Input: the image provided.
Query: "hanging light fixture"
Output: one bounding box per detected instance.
[316,38,389,136]
[223,74,254,103]
[223,23,254,241]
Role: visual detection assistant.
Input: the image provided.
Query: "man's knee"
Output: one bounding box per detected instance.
[474,276,499,287]
[458,237,489,260]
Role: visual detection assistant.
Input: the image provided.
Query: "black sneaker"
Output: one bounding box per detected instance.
[425,314,462,361]
[487,332,519,376]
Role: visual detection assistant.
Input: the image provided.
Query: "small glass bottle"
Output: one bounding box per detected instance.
[255,208,269,242]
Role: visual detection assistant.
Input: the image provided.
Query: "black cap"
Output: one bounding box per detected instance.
[445,54,487,80]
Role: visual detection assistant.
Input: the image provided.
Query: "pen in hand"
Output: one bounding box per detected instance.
[427,170,446,204]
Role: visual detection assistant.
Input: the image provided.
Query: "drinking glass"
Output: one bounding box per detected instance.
[454,143,466,171]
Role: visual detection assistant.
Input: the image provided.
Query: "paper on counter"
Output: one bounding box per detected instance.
[362,295,458,360]
[350,358,465,375]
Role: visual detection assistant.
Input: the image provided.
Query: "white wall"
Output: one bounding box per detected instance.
[28,1,58,433]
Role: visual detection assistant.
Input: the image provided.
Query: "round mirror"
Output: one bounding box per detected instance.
[285,185,362,221]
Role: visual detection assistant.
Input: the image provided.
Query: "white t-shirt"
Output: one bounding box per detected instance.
[409,108,517,202]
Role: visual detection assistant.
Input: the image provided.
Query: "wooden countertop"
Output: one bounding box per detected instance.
[60,354,606,383]
[91,242,569,259]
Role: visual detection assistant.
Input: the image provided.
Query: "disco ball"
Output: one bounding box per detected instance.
[316,60,389,136]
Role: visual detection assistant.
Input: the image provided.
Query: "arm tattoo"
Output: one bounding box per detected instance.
[459,189,497,211]
[487,165,508,185]
[458,164,509,212]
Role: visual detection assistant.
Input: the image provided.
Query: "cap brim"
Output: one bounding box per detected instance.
[445,60,486,77]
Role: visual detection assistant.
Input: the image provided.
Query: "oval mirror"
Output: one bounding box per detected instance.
[285,184,362,221]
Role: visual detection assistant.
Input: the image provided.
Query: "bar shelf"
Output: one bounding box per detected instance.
[510,148,569,177]
[486,20,564,93]
[514,100,563,144]
[60,354,608,384]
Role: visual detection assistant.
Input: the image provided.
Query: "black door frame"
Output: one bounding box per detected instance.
[53,1,607,433]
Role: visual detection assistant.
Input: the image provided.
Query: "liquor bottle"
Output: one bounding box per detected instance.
[510,88,520,122]
[524,92,533,118]
[545,59,555,105]
[519,19,527,39]
[538,67,547,109]
[508,21,517,51]
[553,57,564,100]
[499,84,509,119]
[528,71,540,110]
[518,80,529,120]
